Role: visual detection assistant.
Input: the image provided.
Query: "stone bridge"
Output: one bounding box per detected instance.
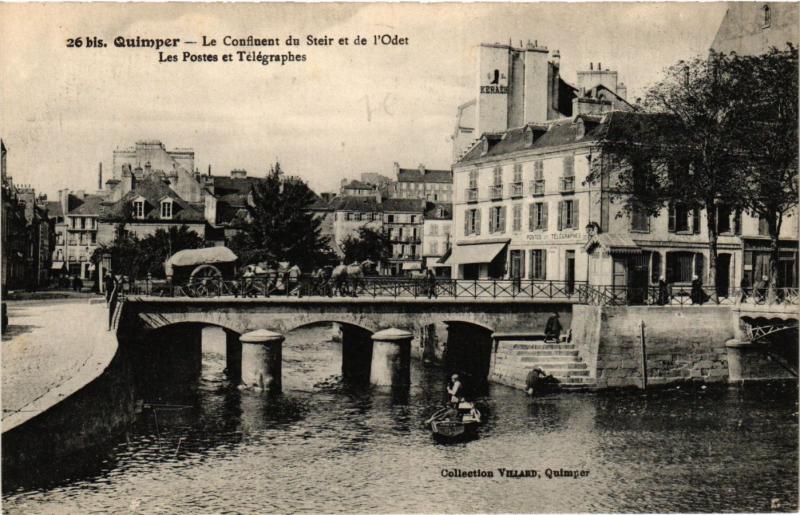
[119,296,574,391]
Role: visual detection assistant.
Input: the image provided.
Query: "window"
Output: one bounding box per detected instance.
[513,163,523,184]
[529,202,548,231]
[532,160,545,195]
[631,205,650,232]
[493,166,503,186]
[430,242,439,255]
[512,204,522,232]
[557,200,579,230]
[666,251,704,283]
[387,214,394,223]
[354,212,362,222]
[469,170,478,189]
[345,212,353,221]
[160,200,173,219]
[668,203,691,232]
[134,200,145,219]
[758,215,770,236]
[762,4,771,27]
[80,217,86,229]
[717,205,732,234]
[464,208,481,235]
[489,206,506,233]
[563,155,574,177]
[410,215,416,223]
[530,249,547,280]
[90,233,97,244]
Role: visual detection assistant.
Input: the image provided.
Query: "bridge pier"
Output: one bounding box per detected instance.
[226,330,242,383]
[341,326,372,383]
[370,328,412,387]
[240,329,284,391]
[725,339,746,382]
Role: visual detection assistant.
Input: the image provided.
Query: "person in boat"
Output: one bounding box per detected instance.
[545,312,562,342]
[447,373,464,408]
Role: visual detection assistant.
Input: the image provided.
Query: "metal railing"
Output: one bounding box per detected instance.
[466,188,478,202]
[510,182,524,198]
[118,275,800,307]
[559,176,575,193]
[489,184,504,200]
[530,180,545,196]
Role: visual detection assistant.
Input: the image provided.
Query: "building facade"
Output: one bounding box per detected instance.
[328,195,383,258]
[423,202,452,277]
[711,2,799,56]
[385,163,453,202]
[451,112,793,295]
[383,198,425,275]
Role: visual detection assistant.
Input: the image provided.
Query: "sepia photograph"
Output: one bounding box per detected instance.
[0,2,798,512]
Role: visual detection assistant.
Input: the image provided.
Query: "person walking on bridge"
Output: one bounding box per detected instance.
[425,268,438,299]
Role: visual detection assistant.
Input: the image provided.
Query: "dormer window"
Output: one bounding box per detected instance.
[133,196,146,219]
[575,118,586,140]
[160,199,173,219]
[762,4,771,28]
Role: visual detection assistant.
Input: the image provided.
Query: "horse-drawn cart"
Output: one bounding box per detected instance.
[164,246,239,297]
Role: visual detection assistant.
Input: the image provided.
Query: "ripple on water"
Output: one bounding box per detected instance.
[2,327,797,513]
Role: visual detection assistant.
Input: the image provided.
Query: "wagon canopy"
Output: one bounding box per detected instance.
[164,246,238,277]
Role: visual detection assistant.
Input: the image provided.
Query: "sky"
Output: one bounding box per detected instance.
[0,2,728,198]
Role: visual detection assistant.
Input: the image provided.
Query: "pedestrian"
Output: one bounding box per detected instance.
[289,264,302,297]
[242,266,255,298]
[739,275,750,303]
[71,274,79,292]
[690,274,707,305]
[545,312,562,342]
[657,276,670,306]
[425,268,438,299]
[104,271,116,302]
[753,274,768,304]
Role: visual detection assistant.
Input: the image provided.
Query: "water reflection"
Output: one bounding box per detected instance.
[2,325,797,513]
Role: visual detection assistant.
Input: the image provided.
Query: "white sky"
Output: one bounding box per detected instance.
[0,2,727,198]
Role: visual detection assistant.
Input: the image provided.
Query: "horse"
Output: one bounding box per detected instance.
[331,260,375,297]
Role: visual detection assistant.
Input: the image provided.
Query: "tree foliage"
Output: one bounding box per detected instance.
[588,51,764,294]
[340,226,392,266]
[93,224,205,279]
[228,162,332,269]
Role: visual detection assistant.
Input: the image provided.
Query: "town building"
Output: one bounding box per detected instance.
[340,179,381,198]
[328,195,383,258]
[451,40,630,161]
[422,202,452,277]
[711,2,799,55]
[383,198,425,275]
[97,175,208,244]
[109,140,202,202]
[385,163,453,202]
[711,2,799,288]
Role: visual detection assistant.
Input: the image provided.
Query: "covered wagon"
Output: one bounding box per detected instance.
[164,246,239,285]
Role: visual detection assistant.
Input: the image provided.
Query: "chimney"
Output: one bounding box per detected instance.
[590,62,593,71]
[98,162,103,190]
[207,164,211,176]
[418,163,426,173]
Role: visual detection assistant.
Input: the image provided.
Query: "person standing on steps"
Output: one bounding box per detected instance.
[545,312,562,342]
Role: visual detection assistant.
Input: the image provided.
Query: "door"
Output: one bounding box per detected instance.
[463,264,479,281]
[717,254,731,297]
[565,250,576,294]
[510,250,523,293]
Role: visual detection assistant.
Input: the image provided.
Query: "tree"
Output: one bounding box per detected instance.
[229,162,331,270]
[340,226,391,266]
[728,46,798,300]
[589,52,747,297]
[138,226,205,278]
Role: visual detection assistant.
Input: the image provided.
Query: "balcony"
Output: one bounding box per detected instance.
[530,180,545,196]
[510,182,524,198]
[490,184,504,201]
[560,176,575,193]
[466,188,478,203]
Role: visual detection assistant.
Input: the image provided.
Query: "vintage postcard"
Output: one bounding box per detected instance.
[1,2,798,513]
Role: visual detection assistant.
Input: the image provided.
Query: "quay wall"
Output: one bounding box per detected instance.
[1,342,136,476]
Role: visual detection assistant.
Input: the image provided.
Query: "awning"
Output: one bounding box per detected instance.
[451,241,508,265]
[402,261,422,271]
[584,233,641,254]
[51,261,65,270]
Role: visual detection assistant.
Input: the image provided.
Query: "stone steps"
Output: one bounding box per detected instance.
[491,338,596,390]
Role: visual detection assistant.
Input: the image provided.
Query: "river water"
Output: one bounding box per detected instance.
[3,325,798,513]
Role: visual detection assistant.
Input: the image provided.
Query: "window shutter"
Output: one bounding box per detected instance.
[557,201,563,231]
[542,202,549,230]
[464,210,470,235]
[475,209,481,235]
[499,206,506,233]
[734,209,742,235]
[668,203,676,232]
[563,155,574,177]
[542,250,548,280]
[528,204,535,231]
[692,208,701,234]
[572,199,580,229]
